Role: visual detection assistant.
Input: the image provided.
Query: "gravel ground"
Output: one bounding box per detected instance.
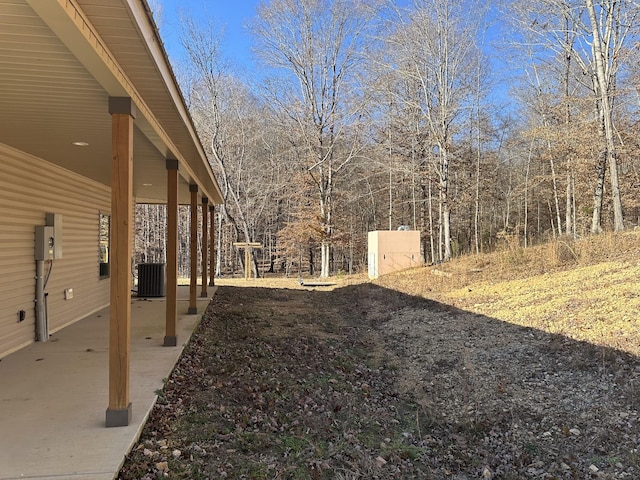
[118,282,640,479]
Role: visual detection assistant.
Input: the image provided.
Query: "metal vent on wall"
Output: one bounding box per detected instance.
[137,263,166,297]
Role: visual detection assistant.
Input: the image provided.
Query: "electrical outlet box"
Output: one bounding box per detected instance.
[35,226,55,260]
[45,213,63,259]
[64,288,74,300]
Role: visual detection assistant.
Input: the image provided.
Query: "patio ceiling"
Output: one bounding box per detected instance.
[0,0,222,205]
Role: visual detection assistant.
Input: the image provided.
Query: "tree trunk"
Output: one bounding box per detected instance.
[565,172,572,237]
[320,241,330,278]
[524,139,534,248]
[591,143,607,234]
[549,154,563,237]
[428,180,435,264]
[474,129,481,255]
[586,0,624,232]
[440,146,452,261]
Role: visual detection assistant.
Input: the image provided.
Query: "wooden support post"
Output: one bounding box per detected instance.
[188,185,198,314]
[245,249,250,280]
[209,205,215,286]
[164,158,179,347]
[200,197,208,297]
[106,97,135,427]
[233,242,263,280]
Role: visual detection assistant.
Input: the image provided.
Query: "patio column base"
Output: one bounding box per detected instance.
[106,403,132,427]
[163,335,177,347]
[187,307,198,314]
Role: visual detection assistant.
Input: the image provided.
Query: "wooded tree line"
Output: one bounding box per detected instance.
[136,0,640,278]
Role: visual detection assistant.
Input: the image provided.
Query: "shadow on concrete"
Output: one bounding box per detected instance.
[0,286,213,480]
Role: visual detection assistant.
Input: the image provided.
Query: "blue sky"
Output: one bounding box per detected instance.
[156,0,261,70]
[154,0,513,108]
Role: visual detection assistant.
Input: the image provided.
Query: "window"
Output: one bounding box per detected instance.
[99,213,110,279]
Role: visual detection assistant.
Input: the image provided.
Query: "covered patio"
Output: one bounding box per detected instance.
[0,286,212,480]
[0,0,223,435]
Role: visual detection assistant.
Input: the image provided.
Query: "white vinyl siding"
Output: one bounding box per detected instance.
[0,142,110,358]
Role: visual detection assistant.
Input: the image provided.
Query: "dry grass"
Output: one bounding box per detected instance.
[376,230,640,356]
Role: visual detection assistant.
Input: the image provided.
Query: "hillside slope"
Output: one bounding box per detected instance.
[376,231,640,356]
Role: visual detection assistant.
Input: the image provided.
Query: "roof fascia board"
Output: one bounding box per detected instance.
[124,0,223,204]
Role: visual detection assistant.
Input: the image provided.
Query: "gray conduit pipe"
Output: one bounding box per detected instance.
[35,260,49,342]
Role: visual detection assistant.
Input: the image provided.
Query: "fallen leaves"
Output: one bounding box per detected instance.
[118,282,640,480]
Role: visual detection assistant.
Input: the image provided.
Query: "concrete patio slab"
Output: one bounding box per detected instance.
[0,286,215,480]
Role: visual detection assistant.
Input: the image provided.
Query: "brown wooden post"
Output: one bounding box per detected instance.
[245,248,250,280]
[209,205,215,286]
[164,158,179,347]
[200,197,208,297]
[188,184,198,314]
[106,97,135,427]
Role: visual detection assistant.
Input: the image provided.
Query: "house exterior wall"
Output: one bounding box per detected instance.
[368,230,422,279]
[0,142,111,358]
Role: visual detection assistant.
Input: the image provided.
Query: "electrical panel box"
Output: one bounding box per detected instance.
[35,226,55,261]
[45,212,63,259]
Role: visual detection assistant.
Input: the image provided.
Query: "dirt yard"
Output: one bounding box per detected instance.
[118,277,640,479]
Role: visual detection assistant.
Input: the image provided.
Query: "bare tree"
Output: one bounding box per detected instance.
[584,0,631,232]
[380,0,486,261]
[505,0,640,233]
[180,17,281,277]
[251,0,378,277]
